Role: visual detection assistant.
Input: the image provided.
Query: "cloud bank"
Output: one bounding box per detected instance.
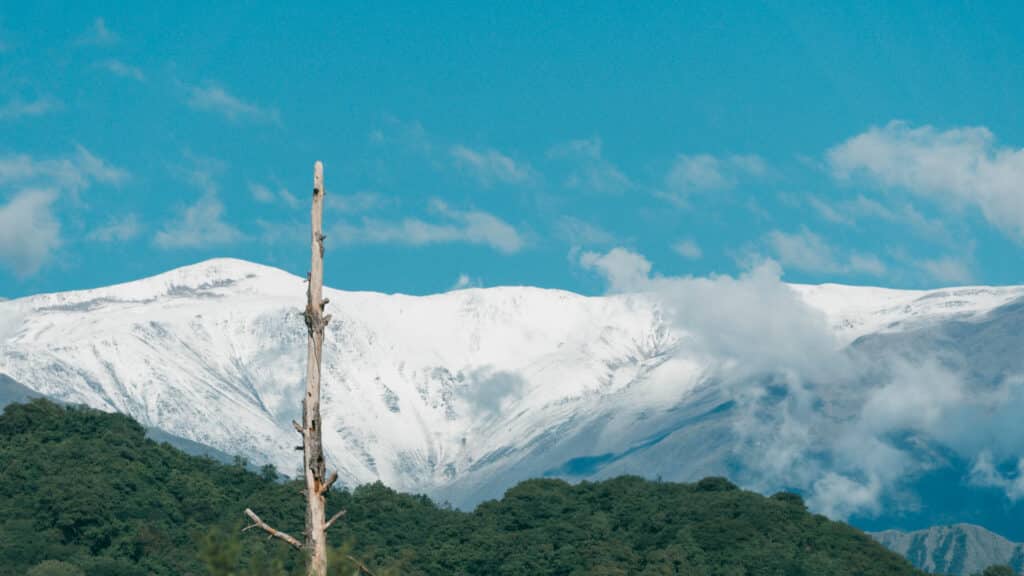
[830,121,1024,241]
[579,246,1024,519]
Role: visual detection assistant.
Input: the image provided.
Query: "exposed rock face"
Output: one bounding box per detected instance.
[2,257,1023,523]
[872,524,1024,575]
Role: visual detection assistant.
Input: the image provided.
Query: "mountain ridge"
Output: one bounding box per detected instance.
[2,258,1023,526]
[871,524,1024,575]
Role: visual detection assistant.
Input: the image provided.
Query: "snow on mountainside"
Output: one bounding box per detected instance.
[872,524,1024,575]
[1,258,1022,509]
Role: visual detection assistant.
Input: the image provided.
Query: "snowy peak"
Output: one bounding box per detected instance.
[791,282,1024,343]
[2,258,1024,510]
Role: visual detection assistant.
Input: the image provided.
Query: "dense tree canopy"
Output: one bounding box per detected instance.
[1,399,928,575]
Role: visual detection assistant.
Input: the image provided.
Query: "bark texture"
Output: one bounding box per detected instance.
[303,160,330,576]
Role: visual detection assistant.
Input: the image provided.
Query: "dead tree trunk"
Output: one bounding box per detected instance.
[302,160,330,575]
[243,162,372,576]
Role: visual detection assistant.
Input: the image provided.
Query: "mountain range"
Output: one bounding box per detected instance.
[872,524,1023,575]
[2,258,1023,563]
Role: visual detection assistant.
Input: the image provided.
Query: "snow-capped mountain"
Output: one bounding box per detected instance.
[1,259,1023,521]
[872,524,1024,575]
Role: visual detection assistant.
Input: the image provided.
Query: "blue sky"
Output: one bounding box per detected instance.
[2,2,1024,298]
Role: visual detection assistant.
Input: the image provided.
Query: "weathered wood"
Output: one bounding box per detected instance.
[243,508,303,550]
[324,508,347,530]
[320,471,338,495]
[243,161,370,575]
[303,160,329,576]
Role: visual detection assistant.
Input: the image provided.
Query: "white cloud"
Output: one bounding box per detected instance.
[78,17,118,45]
[155,194,245,249]
[0,189,60,276]
[806,195,852,225]
[766,228,886,277]
[576,247,1015,517]
[279,188,300,209]
[329,191,392,214]
[970,452,1024,501]
[450,145,533,186]
[916,256,973,285]
[829,121,1024,241]
[0,96,61,120]
[556,216,615,246]
[250,183,275,203]
[249,182,299,208]
[187,84,279,124]
[0,146,128,194]
[369,116,433,154]
[660,153,767,206]
[450,274,481,290]
[87,214,140,243]
[579,247,653,293]
[808,193,954,247]
[99,59,145,81]
[548,137,633,194]
[331,200,523,253]
[672,239,702,260]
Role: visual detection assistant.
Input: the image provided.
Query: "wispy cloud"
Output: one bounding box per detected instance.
[547,137,633,194]
[328,191,394,214]
[157,154,244,249]
[331,200,524,253]
[829,120,1024,241]
[970,452,1024,501]
[451,273,482,290]
[369,116,433,154]
[556,216,615,246]
[451,145,534,187]
[673,239,703,260]
[88,214,140,243]
[99,59,145,81]
[915,256,973,285]
[806,193,954,248]
[765,227,886,277]
[78,17,118,46]
[250,182,301,208]
[0,189,61,277]
[658,153,767,206]
[0,96,61,120]
[155,194,244,249]
[186,83,279,124]
[0,146,128,195]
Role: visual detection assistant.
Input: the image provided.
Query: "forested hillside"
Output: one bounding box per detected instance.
[1,399,927,575]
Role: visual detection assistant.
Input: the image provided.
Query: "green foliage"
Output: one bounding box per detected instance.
[1,400,926,575]
[27,560,86,576]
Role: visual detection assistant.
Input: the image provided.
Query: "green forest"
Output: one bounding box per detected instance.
[0,398,999,575]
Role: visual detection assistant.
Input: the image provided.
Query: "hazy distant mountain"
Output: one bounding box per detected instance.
[1,258,1022,536]
[0,373,37,406]
[872,524,1024,575]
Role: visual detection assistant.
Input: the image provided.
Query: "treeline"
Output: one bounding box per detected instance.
[0,399,958,575]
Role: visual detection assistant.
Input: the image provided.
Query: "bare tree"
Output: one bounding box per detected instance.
[243,162,372,576]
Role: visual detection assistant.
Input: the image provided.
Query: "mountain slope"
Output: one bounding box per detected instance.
[871,524,1024,575]
[1,258,1022,519]
[1,398,926,576]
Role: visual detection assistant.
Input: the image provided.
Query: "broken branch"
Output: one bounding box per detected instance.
[243,508,303,550]
[325,508,347,530]
[320,471,338,495]
[347,554,378,576]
